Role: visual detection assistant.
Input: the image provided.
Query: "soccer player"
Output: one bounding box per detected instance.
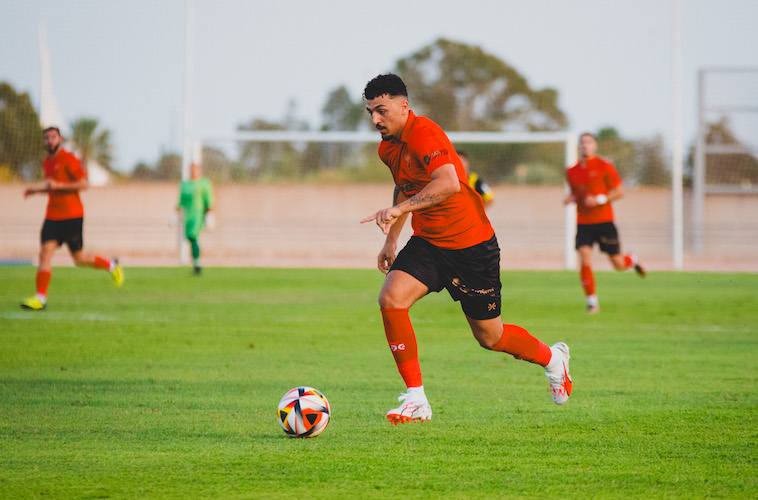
[177,162,213,274]
[564,132,646,314]
[360,74,572,424]
[457,150,494,208]
[21,126,124,311]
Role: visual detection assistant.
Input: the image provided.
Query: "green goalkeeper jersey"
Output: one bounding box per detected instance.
[178,177,213,220]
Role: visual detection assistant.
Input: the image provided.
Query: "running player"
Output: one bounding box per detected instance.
[564,132,646,314]
[360,74,572,424]
[177,163,213,274]
[457,150,494,208]
[21,126,124,311]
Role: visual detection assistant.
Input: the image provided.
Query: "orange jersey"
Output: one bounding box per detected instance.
[378,110,494,249]
[43,148,86,220]
[566,156,621,224]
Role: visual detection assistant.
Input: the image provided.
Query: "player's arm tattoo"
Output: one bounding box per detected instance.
[407,191,445,208]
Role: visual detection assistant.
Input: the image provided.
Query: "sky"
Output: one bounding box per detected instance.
[1,0,757,171]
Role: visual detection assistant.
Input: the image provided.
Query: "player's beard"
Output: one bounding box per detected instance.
[376,124,392,141]
[46,143,59,155]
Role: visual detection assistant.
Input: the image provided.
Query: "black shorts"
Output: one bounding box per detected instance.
[390,235,502,320]
[41,218,84,252]
[576,222,621,255]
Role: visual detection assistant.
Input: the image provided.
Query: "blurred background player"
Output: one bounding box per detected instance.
[21,126,124,311]
[564,132,646,314]
[177,162,213,274]
[361,74,572,425]
[457,150,494,208]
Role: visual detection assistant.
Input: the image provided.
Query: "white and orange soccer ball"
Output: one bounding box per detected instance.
[277,386,331,438]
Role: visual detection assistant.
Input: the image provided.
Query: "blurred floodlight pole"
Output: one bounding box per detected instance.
[181,0,193,182]
[564,133,578,270]
[179,0,194,263]
[671,0,684,269]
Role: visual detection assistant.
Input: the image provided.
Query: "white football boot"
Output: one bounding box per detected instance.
[545,342,573,405]
[386,389,432,425]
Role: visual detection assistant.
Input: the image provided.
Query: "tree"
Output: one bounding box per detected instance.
[236,117,300,178]
[634,135,669,186]
[315,86,367,173]
[0,82,43,179]
[321,85,364,132]
[130,161,155,180]
[701,118,758,186]
[70,117,114,171]
[394,38,567,132]
[154,152,182,180]
[594,127,669,187]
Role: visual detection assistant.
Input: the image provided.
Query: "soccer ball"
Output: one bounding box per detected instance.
[277,386,331,438]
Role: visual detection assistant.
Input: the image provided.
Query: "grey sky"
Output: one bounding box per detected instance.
[1,0,757,171]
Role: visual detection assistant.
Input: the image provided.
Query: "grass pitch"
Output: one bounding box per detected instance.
[0,267,756,498]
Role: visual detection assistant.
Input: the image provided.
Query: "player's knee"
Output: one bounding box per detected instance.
[471,326,501,350]
[378,289,408,310]
[610,256,625,271]
[38,248,54,266]
[476,336,495,350]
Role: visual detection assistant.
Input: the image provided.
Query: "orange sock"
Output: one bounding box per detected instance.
[36,270,51,297]
[622,254,634,269]
[380,308,422,388]
[492,324,552,367]
[93,256,111,270]
[580,264,595,296]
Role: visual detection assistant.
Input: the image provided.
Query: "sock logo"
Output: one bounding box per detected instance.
[390,343,406,352]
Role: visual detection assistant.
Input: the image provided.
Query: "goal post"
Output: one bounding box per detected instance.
[693,66,758,255]
[197,130,579,269]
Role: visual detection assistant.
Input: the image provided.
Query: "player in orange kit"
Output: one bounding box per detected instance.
[360,74,573,424]
[20,126,124,310]
[564,132,645,314]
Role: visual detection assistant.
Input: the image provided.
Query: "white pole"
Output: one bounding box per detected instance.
[179,0,194,264]
[564,133,578,270]
[181,0,193,181]
[692,69,705,254]
[671,0,684,269]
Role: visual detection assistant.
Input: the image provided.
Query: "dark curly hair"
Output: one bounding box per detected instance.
[363,73,408,100]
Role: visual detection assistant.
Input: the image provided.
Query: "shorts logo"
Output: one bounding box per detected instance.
[488,303,497,311]
[423,149,448,165]
[390,343,406,352]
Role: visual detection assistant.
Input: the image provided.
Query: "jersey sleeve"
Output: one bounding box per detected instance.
[565,169,578,196]
[202,179,214,211]
[177,183,185,207]
[604,162,622,189]
[414,129,455,174]
[66,154,87,181]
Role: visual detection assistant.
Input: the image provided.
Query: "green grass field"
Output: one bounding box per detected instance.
[0,267,756,498]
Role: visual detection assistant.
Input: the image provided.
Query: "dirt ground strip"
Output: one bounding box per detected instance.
[2,183,756,271]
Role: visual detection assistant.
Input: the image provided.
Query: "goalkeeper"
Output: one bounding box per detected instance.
[177,163,213,274]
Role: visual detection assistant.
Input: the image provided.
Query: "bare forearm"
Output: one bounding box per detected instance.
[386,190,409,241]
[52,180,88,192]
[396,168,459,215]
[607,187,623,202]
[385,212,409,242]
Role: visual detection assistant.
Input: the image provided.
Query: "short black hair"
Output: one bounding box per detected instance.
[456,150,468,159]
[43,126,61,136]
[579,131,597,141]
[363,73,408,100]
